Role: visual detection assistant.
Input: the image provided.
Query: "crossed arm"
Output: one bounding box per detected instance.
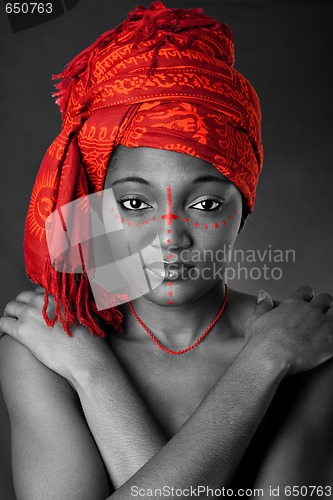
[0,333,286,500]
[1,287,333,499]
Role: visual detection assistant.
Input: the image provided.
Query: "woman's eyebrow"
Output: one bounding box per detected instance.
[111,176,150,186]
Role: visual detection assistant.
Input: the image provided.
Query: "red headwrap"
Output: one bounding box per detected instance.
[24,1,263,336]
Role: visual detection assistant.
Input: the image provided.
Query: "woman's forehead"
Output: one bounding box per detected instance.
[107,145,230,184]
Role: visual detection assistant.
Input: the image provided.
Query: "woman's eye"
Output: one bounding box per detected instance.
[120,198,152,211]
[190,199,223,211]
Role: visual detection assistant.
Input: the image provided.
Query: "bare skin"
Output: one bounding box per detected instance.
[1,147,333,499]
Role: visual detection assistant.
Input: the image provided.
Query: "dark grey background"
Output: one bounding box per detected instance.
[0,1,332,498]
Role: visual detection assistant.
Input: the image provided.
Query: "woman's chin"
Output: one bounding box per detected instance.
[137,276,222,307]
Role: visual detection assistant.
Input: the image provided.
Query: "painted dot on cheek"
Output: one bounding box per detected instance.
[193,222,199,227]
[121,217,125,223]
[167,229,172,234]
[168,282,172,286]
[184,217,189,223]
[167,239,171,244]
[127,221,131,226]
[229,215,233,221]
[169,300,173,305]
[222,221,227,226]
[144,220,149,224]
[203,224,208,229]
[151,217,156,221]
[137,222,141,227]
[214,223,219,228]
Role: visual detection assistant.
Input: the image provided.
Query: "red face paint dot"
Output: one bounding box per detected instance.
[203,224,208,229]
[222,221,227,226]
[110,208,114,213]
[168,254,173,260]
[137,222,141,227]
[184,217,189,222]
[127,221,131,226]
[168,291,173,296]
[234,210,238,214]
[194,222,199,227]
[168,282,173,286]
[167,229,172,234]
[144,220,149,224]
[151,217,156,221]
[115,214,119,218]
[121,217,125,223]
[214,223,219,228]
[169,300,173,305]
[229,215,233,221]
[167,239,171,244]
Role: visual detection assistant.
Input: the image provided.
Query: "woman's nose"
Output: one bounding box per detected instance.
[157,186,192,251]
[158,215,192,252]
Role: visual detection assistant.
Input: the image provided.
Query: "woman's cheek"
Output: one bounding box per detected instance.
[120,214,159,253]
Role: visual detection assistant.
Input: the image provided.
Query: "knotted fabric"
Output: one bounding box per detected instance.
[24,1,263,336]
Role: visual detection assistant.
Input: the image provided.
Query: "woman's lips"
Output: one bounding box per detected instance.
[145,261,195,280]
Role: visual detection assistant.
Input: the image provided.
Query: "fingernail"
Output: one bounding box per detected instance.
[257,290,267,303]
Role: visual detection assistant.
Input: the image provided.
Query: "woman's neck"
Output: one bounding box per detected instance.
[116,281,230,350]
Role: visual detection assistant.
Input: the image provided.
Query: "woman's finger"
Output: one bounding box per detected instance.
[3,300,27,318]
[0,316,19,340]
[289,285,314,302]
[16,290,42,304]
[311,293,333,313]
[326,304,333,318]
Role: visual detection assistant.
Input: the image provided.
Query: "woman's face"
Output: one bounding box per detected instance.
[103,146,243,306]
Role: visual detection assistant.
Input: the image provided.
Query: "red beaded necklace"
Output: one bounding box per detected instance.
[128,284,229,355]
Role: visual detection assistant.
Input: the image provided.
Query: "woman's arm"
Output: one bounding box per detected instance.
[0,289,168,491]
[0,327,286,500]
[1,285,333,499]
[0,335,111,500]
[80,330,289,499]
[249,359,333,494]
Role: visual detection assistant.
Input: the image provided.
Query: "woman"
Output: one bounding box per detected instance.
[1,2,333,499]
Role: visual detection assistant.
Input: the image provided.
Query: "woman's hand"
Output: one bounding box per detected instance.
[245,285,333,376]
[0,288,112,385]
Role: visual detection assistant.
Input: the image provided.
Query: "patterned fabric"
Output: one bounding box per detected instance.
[24,1,263,335]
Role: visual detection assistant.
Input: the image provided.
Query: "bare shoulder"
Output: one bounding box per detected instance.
[228,287,333,423]
[0,334,76,416]
[285,358,333,427]
[227,288,258,335]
